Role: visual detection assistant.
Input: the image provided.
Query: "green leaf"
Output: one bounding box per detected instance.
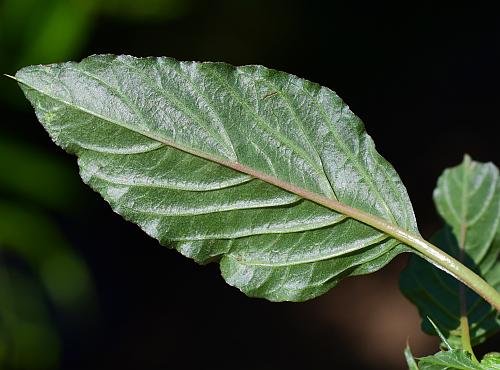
[405,345,420,370]
[414,350,500,370]
[435,156,499,277]
[427,317,453,351]
[480,352,500,369]
[14,55,420,301]
[400,156,500,346]
[417,350,481,370]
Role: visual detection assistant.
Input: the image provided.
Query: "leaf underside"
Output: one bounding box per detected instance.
[16,54,418,301]
[401,156,500,346]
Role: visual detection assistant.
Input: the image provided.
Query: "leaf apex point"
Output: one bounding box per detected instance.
[3,73,17,81]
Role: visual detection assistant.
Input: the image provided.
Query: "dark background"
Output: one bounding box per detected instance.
[1,1,499,369]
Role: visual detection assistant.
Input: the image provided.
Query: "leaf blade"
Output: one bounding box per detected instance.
[404,345,420,370]
[418,350,481,370]
[16,55,419,301]
[401,157,500,346]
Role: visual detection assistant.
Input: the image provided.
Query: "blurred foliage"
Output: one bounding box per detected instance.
[0,136,82,211]
[0,0,94,108]
[0,199,97,369]
[0,138,97,370]
[99,0,191,20]
[0,0,94,69]
[0,202,95,310]
[0,0,191,107]
[0,0,190,367]
[0,264,60,370]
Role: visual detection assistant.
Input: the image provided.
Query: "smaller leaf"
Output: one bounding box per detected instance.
[400,156,500,347]
[480,352,500,369]
[418,350,481,370]
[427,317,452,351]
[405,344,420,370]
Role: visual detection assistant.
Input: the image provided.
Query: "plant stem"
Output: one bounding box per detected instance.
[328,201,500,312]
[220,154,500,312]
[458,223,476,358]
[459,297,477,360]
[229,168,500,311]
[226,159,500,312]
[456,159,476,360]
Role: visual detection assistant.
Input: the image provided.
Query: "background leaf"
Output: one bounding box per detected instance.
[400,156,500,347]
[480,352,500,369]
[0,201,96,369]
[0,136,82,211]
[15,54,419,302]
[0,265,60,370]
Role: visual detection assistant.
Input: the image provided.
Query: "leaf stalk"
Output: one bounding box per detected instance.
[167,139,500,311]
[220,153,500,312]
[333,202,500,312]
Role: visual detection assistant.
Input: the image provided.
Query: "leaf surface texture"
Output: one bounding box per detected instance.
[16,55,419,301]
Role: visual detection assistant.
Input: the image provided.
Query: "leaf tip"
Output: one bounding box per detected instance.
[3,73,18,81]
[426,316,453,351]
[463,153,472,164]
[404,342,419,370]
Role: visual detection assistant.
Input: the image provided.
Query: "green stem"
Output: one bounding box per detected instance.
[459,297,477,361]
[456,159,476,360]
[457,226,476,358]
[252,176,500,312]
[330,202,500,312]
[189,145,500,312]
[227,158,500,312]
[230,167,500,312]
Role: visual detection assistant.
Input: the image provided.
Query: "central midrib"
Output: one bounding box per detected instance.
[18,76,415,251]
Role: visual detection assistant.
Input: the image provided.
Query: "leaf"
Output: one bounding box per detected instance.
[435,156,500,278]
[400,156,500,346]
[415,350,500,370]
[405,344,420,370]
[480,352,500,369]
[417,350,481,370]
[14,54,419,301]
[427,317,453,351]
